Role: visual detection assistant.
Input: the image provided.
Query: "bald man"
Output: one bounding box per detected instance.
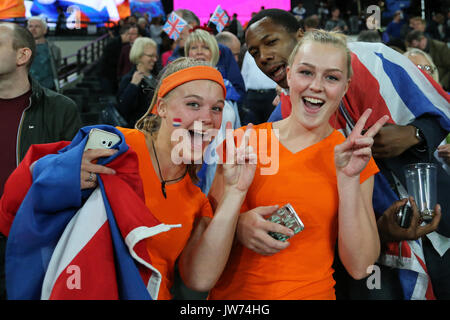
[216,31,241,63]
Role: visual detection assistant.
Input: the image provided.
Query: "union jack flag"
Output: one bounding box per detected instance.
[210,5,229,33]
[163,11,187,40]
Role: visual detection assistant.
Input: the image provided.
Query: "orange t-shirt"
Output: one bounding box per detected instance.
[209,122,379,300]
[117,128,213,300]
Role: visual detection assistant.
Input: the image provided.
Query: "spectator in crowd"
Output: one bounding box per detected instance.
[167,9,200,64]
[149,15,164,48]
[0,22,81,300]
[137,17,151,37]
[161,33,175,67]
[243,8,450,300]
[405,30,450,91]
[427,12,448,42]
[209,29,388,300]
[117,37,158,128]
[27,16,61,91]
[317,1,330,26]
[385,10,405,41]
[117,22,148,81]
[227,13,244,40]
[97,23,139,94]
[303,14,320,31]
[325,7,348,33]
[404,48,439,83]
[357,30,382,43]
[215,31,241,63]
[292,2,307,20]
[410,16,427,32]
[55,6,66,36]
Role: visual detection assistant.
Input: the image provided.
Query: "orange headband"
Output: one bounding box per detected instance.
[157,65,227,99]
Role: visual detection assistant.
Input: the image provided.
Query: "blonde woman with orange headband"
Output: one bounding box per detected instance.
[81,58,256,299]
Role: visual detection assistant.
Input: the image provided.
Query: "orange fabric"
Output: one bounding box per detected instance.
[157,66,226,98]
[0,0,25,19]
[117,127,213,300]
[209,122,379,300]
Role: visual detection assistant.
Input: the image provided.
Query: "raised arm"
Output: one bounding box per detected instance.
[334,109,389,279]
[178,123,257,292]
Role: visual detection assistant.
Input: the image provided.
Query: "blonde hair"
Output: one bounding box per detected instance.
[135,57,215,184]
[27,16,47,32]
[129,37,157,64]
[184,29,220,66]
[288,29,353,79]
[404,48,439,83]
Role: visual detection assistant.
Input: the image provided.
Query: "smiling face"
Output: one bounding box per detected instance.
[158,79,225,163]
[287,41,350,130]
[245,17,299,89]
[187,40,212,63]
[138,45,158,72]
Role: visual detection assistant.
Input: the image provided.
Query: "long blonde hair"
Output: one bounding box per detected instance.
[135,57,215,184]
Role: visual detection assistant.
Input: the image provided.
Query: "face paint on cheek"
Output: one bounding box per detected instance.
[173,118,182,127]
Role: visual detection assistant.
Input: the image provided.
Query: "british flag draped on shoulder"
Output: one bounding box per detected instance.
[3,125,180,300]
[336,42,450,300]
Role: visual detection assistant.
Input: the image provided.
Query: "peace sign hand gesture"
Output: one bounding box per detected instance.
[334,108,389,178]
[222,122,257,193]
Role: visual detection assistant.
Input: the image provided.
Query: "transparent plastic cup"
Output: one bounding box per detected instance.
[404,163,437,222]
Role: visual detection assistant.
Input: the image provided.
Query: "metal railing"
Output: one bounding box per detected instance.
[58,33,110,88]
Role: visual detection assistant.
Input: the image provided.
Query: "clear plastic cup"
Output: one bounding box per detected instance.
[404,163,437,222]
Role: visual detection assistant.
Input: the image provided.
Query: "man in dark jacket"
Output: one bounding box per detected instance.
[0,22,81,300]
[97,24,139,94]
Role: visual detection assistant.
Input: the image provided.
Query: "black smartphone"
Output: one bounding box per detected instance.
[397,203,412,229]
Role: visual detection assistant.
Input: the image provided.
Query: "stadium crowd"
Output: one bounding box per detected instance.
[0,0,449,301]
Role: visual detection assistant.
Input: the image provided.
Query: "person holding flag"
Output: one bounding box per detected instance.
[1,58,258,300]
[162,11,187,41]
[237,8,450,300]
[209,5,229,33]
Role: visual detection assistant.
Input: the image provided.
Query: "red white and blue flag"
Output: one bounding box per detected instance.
[379,239,436,300]
[3,125,180,300]
[172,118,182,127]
[209,5,229,33]
[163,11,187,40]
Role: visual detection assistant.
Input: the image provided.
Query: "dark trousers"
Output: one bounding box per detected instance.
[241,89,277,125]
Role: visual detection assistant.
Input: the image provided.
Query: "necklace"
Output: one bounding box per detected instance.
[151,139,187,198]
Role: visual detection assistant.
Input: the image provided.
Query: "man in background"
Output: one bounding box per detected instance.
[97,23,139,94]
[0,22,81,300]
[27,16,61,91]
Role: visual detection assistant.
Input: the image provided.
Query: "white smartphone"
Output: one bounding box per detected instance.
[84,128,121,151]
